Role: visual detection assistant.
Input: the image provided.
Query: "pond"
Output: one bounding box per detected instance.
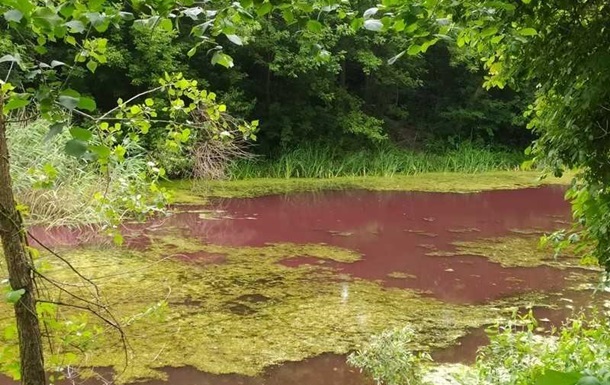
[1,185,605,385]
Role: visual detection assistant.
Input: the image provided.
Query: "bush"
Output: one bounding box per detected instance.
[347,326,431,385]
[350,313,610,385]
[468,312,610,385]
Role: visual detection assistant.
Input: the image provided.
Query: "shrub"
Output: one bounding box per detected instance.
[347,326,431,385]
[468,312,610,385]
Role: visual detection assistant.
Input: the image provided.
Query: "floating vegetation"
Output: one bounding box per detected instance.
[426,236,592,269]
[405,229,439,238]
[0,234,560,383]
[387,272,418,280]
[328,230,354,237]
[163,171,572,202]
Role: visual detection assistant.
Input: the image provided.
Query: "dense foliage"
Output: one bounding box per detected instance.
[0,0,531,166]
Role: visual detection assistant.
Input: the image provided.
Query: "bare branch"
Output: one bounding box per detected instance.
[98,86,163,122]
[27,231,101,298]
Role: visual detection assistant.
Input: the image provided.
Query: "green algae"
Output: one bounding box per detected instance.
[163,171,573,203]
[0,234,555,384]
[387,272,418,280]
[426,236,596,270]
[148,235,363,263]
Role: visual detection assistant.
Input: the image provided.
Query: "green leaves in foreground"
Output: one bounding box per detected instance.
[4,289,25,304]
[535,370,610,385]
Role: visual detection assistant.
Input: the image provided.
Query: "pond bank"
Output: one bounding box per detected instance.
[164,171,573,203]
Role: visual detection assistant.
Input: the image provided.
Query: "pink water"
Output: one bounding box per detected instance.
[8,186,603,385]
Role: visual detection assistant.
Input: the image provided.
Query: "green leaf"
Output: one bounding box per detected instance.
[407,44,422,55]
[306,20,323,33]
[86,60,98,73]
[89,145,111,158]
[65,35,77,45]
[3,95,30,112]
[282,9,294,24]
[187,47,197,57]
[65,20,85,33]
[159,18,173,31]
[535,370,581,385]
[420,38,438,53]
[78,96,96,112]
[518,27,537,36]
[6,289,26,304]
[65,139,88,157]
[58,95,79,110]
[211,52,234,68]
[256,2,272,16]
[4,9,23,22]
[225,34,243,45]
[481,26,499,38]
[363,19,383,32]
[485,1,516,11]
[114,145,126,161]
[32,7,62,28]
[578,377,602,385]
[44,122,66,141]
[58,89,81,110]
[69,127,92,141]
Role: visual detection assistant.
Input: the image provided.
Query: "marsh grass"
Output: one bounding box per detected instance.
[7,120,151,226]
[228,143,524,180]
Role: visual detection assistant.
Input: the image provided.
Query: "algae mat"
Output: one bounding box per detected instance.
[165,171,573,203]
[0,235,551,383]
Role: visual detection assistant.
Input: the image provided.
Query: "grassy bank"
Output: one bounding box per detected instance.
[166,171,573,203]
[228,144,524,179]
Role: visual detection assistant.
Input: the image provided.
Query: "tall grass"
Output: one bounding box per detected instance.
[228,143,525,179]
[7,120,151,226]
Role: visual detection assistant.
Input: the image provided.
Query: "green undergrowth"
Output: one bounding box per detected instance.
[0,234,564,383]
[227,144,524,179]
[165,171,573,203]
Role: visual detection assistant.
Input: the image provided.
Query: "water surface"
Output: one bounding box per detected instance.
[9,185,605,385]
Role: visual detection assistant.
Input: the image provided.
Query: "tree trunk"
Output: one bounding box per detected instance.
[0,95,47,385]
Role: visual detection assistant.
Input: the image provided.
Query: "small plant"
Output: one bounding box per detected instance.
[347,326,431,385]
